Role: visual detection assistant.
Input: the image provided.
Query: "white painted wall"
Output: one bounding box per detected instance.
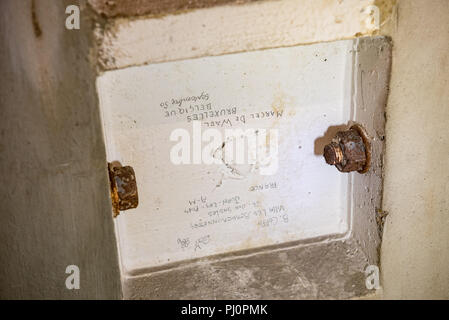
[95,0,449,299]
[97,34,391,298]
[97,41,355,274]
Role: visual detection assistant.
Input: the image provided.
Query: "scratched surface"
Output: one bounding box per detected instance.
[97,40,354,273]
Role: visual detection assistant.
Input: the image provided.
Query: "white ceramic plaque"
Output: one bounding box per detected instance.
[97,40,354,273]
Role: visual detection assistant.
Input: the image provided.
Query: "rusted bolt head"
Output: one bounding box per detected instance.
[108,163,139,217]
[324,142,343,165]
[323,124,370,173]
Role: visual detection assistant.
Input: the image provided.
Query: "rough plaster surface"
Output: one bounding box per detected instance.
[2,0,446,300]
[0,0,121,299]
[380,0,449,299]
[88,0,261,18]
[124,240,370,299]
[95,0,380,70]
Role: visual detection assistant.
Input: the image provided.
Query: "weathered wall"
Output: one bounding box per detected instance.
[88,0,262,18]
[0,0,121,298]
[92,0,449,299]
[97,37,391,300]
[1,0,448,300]
[380,0,449,299]
[94,0,382,70]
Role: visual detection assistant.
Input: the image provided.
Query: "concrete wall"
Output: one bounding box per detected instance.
[0,0,121,298]
[94,0,381,69]
[93,0,449,299]
[97,37,391,299]
[1,0,448,299]
[380,0,449,299]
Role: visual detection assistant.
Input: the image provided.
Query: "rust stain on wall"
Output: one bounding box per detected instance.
[31,0,42,38]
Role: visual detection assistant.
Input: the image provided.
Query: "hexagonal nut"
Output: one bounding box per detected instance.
[323,124,370,173]
[334,129,366,172]
[108,163,139,217]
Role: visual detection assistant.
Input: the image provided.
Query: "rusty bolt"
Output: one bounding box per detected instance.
[324,142,344,166]
[108,162,138,217]
[323,124,371,173]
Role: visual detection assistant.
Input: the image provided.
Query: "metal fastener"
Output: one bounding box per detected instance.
[323,124,371,173]
[108,162,138,217]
